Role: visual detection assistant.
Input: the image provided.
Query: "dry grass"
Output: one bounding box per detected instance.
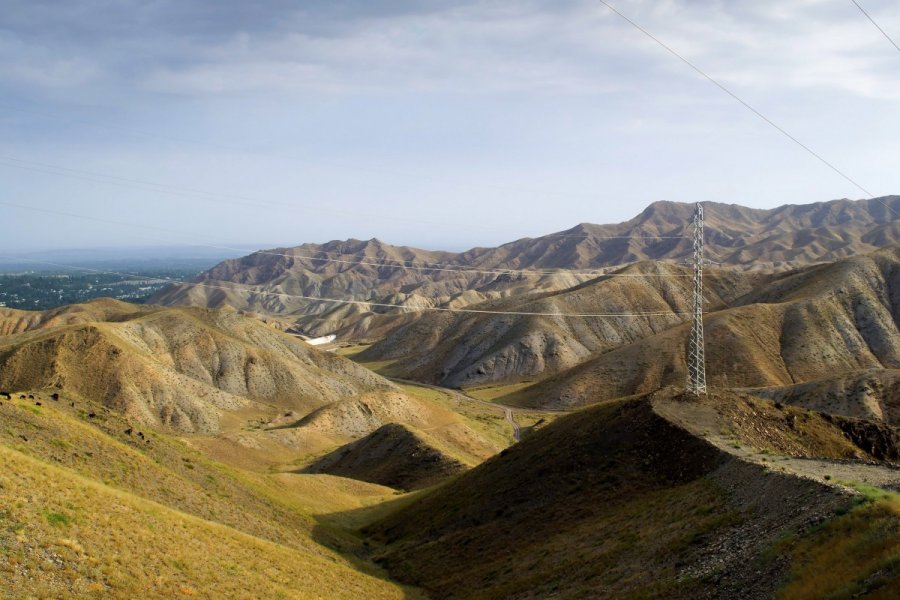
[334,344,373,359]
[395,382,513,449]
[463,381,536,402]
[777,487,900,599]
[0,391,424,597]
[655,390,872,461]
[0,445,415,599]
[367,398,737,599]
[354,358,404,377]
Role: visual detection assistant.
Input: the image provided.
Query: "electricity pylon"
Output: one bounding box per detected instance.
[687,202,707,395]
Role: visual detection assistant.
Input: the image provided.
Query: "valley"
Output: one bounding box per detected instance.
[7,0,900,595]
[3,198,900,598]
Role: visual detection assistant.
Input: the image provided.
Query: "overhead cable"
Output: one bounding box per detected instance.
[0,255,694,319]
[597,0,894,217]
[851,0,900,53]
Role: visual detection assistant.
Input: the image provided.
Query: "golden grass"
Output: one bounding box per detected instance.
[395,383,512,449]
[355,359,404,377]
[462,381,536,402]
[777,488,900,600]
[0,445,415,599]
[0,391,428,596]
[334,344,373,359]
[0,394,332,556]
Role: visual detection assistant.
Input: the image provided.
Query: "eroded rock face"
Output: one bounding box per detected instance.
[826,414,900,462]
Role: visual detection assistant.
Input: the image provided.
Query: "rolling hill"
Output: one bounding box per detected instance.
[0,388,420,599]
[358,244,900,430]
[0,299,505,486]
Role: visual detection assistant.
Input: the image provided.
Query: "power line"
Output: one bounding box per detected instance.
[596,0,893,215]
[0,255,695,319]
[0,200,695,278]
[851,0,900,53]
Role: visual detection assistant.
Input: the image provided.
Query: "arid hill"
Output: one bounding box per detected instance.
[746,369,900,425]
[149,237,595,339]
[150,196,900,338]
[394,246,900,423]
[357,261,770,387]
[0,297,154,335]
[365,389,900,599]
[0,300,395,433]
[366,246,900,423]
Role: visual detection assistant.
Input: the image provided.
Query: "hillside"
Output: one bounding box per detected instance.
[0,298,154,335]
[746,369,900,425]
[0,389,418,599]
[467,246,900,415]
[0,300,396,433]
[149,196,900,338]
[357,261,770,386]
[149,237,594,339]
[364,389,900,599]
[237,388,504,475]
[303,423,468,491]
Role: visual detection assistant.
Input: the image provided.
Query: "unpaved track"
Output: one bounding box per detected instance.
[504,408,521,442]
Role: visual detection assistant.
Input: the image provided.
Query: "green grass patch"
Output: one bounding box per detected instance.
[49,438,70,450]
[42,510,72,528]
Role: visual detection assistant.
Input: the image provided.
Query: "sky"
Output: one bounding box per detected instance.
[1,0,899,255]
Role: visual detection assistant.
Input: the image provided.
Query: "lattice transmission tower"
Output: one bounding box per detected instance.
[686,202,707,395]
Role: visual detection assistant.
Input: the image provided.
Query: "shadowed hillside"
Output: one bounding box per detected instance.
[303,423,467,491]
[364,390,900,599]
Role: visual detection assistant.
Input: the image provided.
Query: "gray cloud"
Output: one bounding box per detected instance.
[2,1,898,101]
[0,1,898,252]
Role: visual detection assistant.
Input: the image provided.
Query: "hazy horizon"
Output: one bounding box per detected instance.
[2,1,898,254]
[2,194,897,261]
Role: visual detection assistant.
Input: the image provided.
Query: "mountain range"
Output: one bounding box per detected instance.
[150,196,900,339]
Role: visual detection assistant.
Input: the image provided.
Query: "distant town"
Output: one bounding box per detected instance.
[0,268,201,310]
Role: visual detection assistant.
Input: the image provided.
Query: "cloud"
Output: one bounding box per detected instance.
[2,0,898,102]
[634,0,900,100]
